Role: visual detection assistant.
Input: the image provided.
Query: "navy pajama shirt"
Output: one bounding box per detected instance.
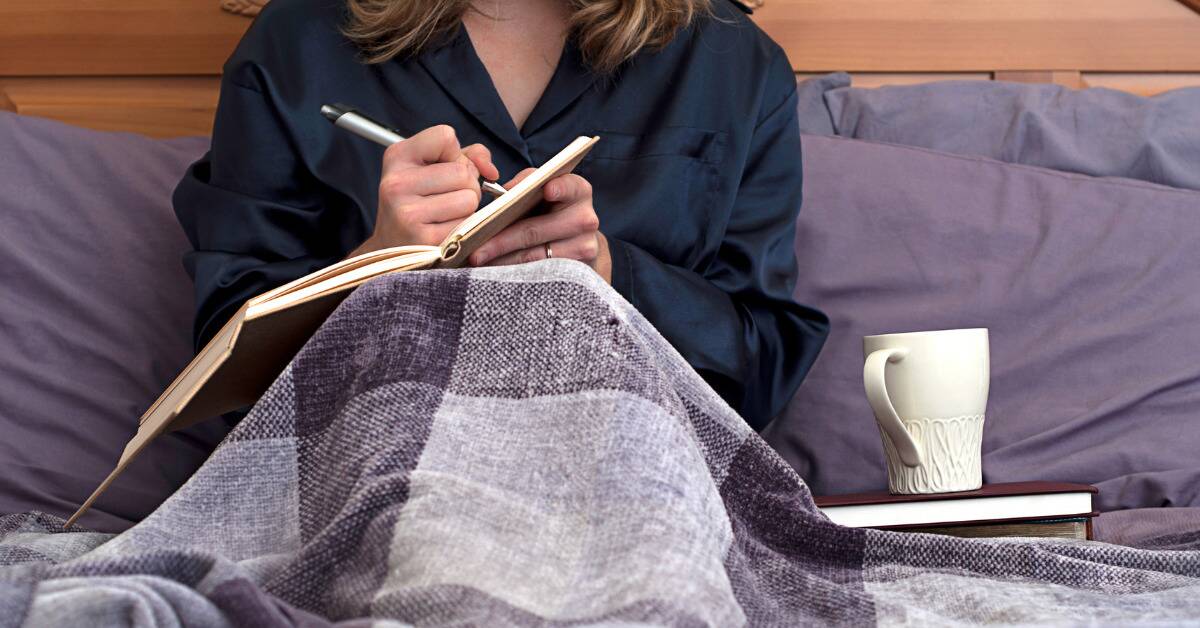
[174,0,828,429]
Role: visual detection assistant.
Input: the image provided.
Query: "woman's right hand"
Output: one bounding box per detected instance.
[350,125,500,257]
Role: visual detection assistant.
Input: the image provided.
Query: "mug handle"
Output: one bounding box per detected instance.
[863,348,924,467]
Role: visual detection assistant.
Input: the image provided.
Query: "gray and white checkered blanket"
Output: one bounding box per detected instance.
[2,260,1199,627]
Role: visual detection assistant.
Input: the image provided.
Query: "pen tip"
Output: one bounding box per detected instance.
[320,104,349,122]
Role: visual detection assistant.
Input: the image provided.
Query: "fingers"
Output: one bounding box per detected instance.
[469,201,600,265]
[469,171,597,265]
[413,220,466,249]
[383,124,462,170]
[381,126,498,179]
[503,167,537,190]
[392,188,479,224]
[380,160,482,203]
[462,143,499,182]
[484,233,601,267]
[368,124,511,251]
[544,173,591,203]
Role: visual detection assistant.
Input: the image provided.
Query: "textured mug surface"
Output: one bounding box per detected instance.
[878,414,985,494]
[863,328,989,494]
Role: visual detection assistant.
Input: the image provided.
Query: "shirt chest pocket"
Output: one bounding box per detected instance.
[577,127,727,267]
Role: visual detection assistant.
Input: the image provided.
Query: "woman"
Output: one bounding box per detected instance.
[174,0,828,429]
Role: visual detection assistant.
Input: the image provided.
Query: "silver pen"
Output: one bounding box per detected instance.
[320,103,508,197]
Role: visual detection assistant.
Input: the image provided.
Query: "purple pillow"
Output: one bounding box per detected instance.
[794,72,849,136]
[824,81,1200,192]
[0,112,228,532]
[764,135,1200,512]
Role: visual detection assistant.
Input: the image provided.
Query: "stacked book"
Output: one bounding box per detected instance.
[815,482,1098,540]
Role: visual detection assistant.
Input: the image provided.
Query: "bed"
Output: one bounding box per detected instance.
[1,1,1199,624]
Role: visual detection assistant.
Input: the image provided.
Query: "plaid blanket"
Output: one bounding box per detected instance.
[2,260,1199,627]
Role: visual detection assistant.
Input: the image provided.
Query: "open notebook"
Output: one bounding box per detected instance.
[67,135,600,527]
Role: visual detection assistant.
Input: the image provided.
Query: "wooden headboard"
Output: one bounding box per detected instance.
[0,0,246,137]
[756,0,1200,95]
[3,0,1199,137]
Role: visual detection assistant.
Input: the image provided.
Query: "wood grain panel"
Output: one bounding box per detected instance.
[754,0,1200,73]
[0,0,249,76]
[0,77,221,137]
[1081,73,1200,96]
[3,0,1198,137]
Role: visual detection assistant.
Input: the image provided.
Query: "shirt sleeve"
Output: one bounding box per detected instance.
[604,70,829,431]
[174,76,346,350]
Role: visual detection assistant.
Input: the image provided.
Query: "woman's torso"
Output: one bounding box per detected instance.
[215,0,787,272]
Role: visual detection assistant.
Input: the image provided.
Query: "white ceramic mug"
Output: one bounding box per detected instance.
[863,328,990,495]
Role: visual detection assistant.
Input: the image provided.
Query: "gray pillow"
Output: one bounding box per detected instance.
[825,81,1200,192]
[0,112,228,532]
[795,72,849,135]
[764,135,1200,512]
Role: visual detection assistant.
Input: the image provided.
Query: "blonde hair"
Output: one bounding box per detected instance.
[343,0,711,74]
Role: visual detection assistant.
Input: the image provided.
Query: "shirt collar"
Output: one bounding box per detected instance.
[519,36,598,138]
[415,26,598,163]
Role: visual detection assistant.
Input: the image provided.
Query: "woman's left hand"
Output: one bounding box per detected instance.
[467,170,612,284]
